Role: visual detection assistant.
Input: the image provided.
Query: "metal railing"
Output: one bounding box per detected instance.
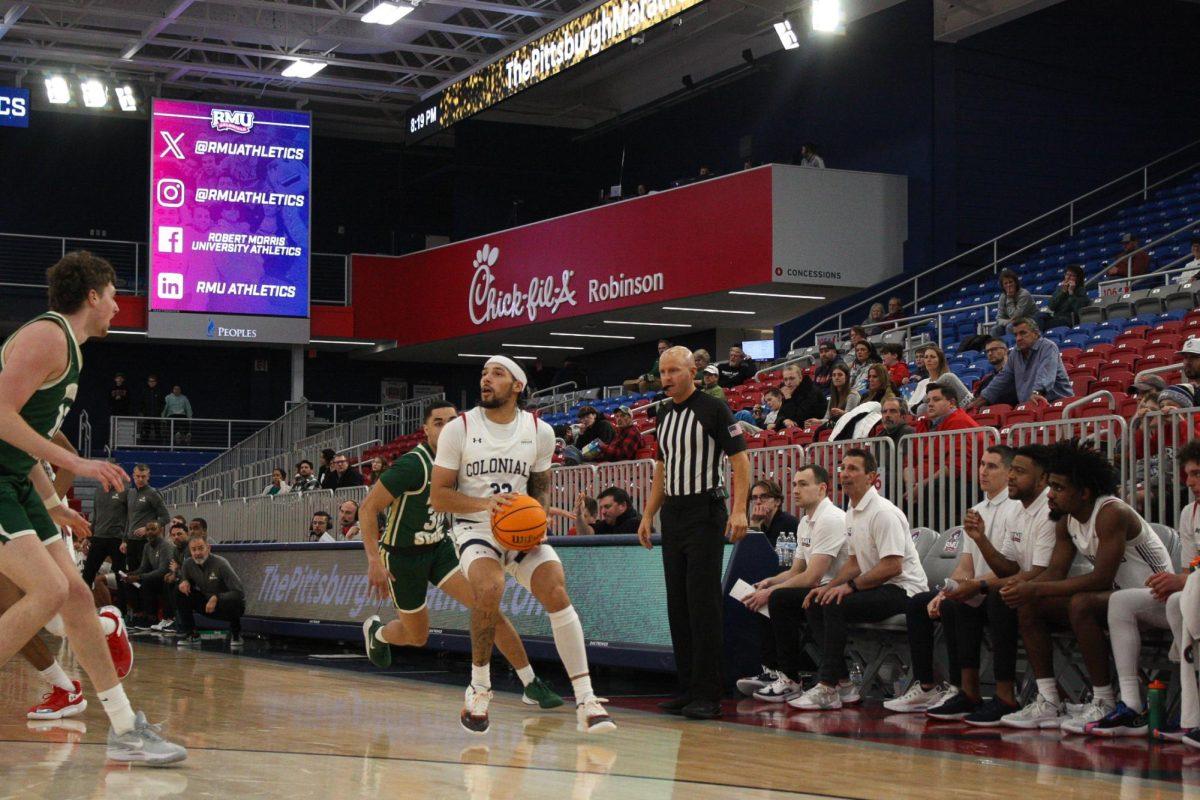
[1095,252,1199,298]
[283,400,388,426]
[791,139,1200,352]
[109,415,273,452]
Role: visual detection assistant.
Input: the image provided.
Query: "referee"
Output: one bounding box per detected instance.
[639,346,749,720]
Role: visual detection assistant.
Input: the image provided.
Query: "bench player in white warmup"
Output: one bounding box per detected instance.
[431,355,616,735]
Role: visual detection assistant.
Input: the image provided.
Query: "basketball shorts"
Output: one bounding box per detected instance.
[379,537,460,613]
[0,475,63,547]
[452,522,561,591]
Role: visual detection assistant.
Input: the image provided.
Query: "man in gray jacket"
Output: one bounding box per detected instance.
[125,464,170,573]
[82,477,130,611]
[124,523,174,629]
[177,531,246,649]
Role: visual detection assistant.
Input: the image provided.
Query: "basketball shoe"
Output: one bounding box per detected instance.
[98,606,133,679]
[461,684,492,735]
[27,680,87,720]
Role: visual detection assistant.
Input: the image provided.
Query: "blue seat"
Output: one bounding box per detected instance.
[1088,330,1118,344]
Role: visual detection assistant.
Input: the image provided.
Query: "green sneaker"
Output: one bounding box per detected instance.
[362,615,392,668]
[522,677,564,709]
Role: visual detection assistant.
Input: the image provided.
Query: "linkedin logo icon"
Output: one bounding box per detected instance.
[157,272,184,300]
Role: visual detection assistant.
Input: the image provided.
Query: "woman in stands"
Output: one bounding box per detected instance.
[860,363,897,405]
[848,341,881,396]
[991,268,1037,337]
[805,363,858,430]
[262,467,291,496]
[907,346,973,417]
[367,456,389,486]
[1041,263,1090,329]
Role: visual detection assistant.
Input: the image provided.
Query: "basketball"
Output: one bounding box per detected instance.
[491,494,547,551]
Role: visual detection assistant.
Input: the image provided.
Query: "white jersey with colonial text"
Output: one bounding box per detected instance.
[1067,496,1172,589]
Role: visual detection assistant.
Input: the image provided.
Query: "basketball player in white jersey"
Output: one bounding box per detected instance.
[430,356,616,736]
[999,439,1172,732]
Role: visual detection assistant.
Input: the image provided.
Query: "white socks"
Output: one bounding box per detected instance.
[516,665,535,687]
[97,684,136,735]
[38,661,75,693]
[375,627,389,645]
[99,615,118,637]
[1119,678,1144,712]
[549,606,593,703]
[1092,684,1115,705]
[1036,678,1060,704]
[44,615,66,637]
[472,663,491,690]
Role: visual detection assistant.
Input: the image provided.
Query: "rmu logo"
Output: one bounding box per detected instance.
[210,108,254,134]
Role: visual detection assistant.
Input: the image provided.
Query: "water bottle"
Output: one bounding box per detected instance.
[849,661,864,689]
[775,537,786,567]
[784,533,796,568]
[1148,679,1167,739]
[942,578,959,595]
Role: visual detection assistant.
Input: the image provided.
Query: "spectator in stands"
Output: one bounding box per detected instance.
[163,384,194,445]
[575,404,615,453]
[109,372,130,416]
[798,143,825,169]
[848,341,881,396]
[886,446,1019,715]
[884,296,905,324]
[775,364,826,429]
[292,459,318,492]
[317,448,336,485]
[805,363,856,429]
[812,341,840,396]
[972,338,1012,401]
[909,346,972,417]
[717,345,755,388]
[367,456,389,486]
[1179,236,1200,284]
[747,479,798,547]
[176,531,246,648]
[736,389,783,430]
[791,449,927,710]
[699,364,726,401]
[569,494,599,536]
[860,364,896,405]
[595,405,644,462]
[863,303,887,336]
[263,467,291,496]
[906,382,981,509]
[967,318,1073,409]
[693,349,712,376]
[991,269,1037,337]
[743,465,847,702]
[1179,338,1200,396]
[848,326,868,348]
[871,396,914,445]
[879,343,909,388]
[124,522,174,630]
[999,441,1171,732]
[321,453,364,490]
[575,488,643,535]
[527,357,553,391]
[310,511,335,542]
[187,517,207,538]
[140,373,165,444]
[624,339,671,394]
[1106,233,1150,278]
[338,500,360,540]
[1041,264,1090,329]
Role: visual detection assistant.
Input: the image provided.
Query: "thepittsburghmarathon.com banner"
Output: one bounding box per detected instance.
[149,98,311,319]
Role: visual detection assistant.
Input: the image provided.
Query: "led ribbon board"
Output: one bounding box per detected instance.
[406,0,706,141]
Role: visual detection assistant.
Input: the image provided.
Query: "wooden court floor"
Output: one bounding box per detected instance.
[0,637,1194,800]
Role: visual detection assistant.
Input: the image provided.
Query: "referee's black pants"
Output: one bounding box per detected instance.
[81,537,126,610]
[661,494,727,703]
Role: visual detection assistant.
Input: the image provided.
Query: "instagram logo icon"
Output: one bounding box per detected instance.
[156,178,185,207]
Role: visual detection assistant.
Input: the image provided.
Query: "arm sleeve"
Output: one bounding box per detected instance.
[143,546,170,581]
[982,357,1016,403]
[432,417,466,472]
[1031,343,1061,394]
[705,398,748,456]
[949,373,973,406]
[1030,518,1057,568]
[1016,290,1037,319]
[380,454,426,496]
[533,420,556,472]
[217,561,245,604]
[1178,506,1196,562]
[999,531,1018,563]
[843,392,860,413]
[810,515,848,558]
[184,398,193,418]
[875,513,909,559]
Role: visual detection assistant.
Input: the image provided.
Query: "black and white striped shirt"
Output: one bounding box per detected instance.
[656,389,747,497]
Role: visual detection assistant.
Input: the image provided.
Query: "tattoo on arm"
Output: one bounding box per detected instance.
[528,470,551,508]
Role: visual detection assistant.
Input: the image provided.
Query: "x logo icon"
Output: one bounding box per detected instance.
[159,131,185,160]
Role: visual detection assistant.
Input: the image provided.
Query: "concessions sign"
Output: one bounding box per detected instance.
[353,169,774,345]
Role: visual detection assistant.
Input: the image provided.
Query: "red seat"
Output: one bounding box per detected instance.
[973,404,1011,427]
[1070,397,1117,420]
[1114,327,1150,346]
[1084,343,1116,359]
[1186,309,1200,326]
[1004,408,1038,427]
[1112,339,1147,356]
[1075,354,1105,374]
[815,427,833,443]
[1044,396,1081,420]
[1090,374,1132,394]
[1138,352,1175,370]
[1151,321,1185,336]
[1148,334,1183,350]
[1117,396,1140,419]
[1059,347,1084,365]
[1107,353,1140,371]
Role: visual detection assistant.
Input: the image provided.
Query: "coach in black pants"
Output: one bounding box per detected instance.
[81,481,129,610]
[640,346,750,720]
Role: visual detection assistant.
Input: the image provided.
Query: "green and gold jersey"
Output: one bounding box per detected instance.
[0,312,81,478]
[379,443,446,549]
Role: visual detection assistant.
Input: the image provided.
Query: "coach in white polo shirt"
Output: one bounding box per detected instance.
[791,448,928,711]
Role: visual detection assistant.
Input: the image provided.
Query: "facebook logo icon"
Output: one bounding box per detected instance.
[157,226,184,253]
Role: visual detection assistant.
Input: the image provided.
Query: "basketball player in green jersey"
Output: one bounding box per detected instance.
[0,251,186,763]
[360,400,563,709]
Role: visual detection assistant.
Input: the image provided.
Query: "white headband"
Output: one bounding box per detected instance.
[485,355,528,389]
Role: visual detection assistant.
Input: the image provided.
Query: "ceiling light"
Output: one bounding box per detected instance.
[729,290,827,300]
[811,0,844,33]
[115,85,138,112]
[362,2,414,25]
[502,343,584,351]
[774,20,800,50]
[281,60,327,79]
[550,332,635,340]
[662,306,756,315]
[45,75,71,104]
[107,329,148,336]
[80,80,108,108]
[603,320,693,328]
[458,352,535,360]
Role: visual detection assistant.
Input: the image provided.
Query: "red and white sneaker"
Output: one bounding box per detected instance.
[27,680,87,720]
[98,606,133,679]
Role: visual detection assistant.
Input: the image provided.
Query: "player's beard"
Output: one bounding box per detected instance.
[480,389,510,409]
[1048,507,1065,522]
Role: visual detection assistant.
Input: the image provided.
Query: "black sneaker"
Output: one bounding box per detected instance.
[927,692,981,720]
[175,631,199,647]
[680,700,722,720]
[1185,729,1200,751]
[657,696,691,714]
[1087,701,1147,738]
[964,697,1021,727]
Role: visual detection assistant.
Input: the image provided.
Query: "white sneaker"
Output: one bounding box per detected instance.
[737,668,779,697]
[460,685,492,735]
[753,676,802,703]
[576,696,616,734]
[788,683,843,711]
[1060,698,1115,735]
[105,711,187,765]
[837,680,861,705]
[1001,695,1066,729]
[884,681,950,713]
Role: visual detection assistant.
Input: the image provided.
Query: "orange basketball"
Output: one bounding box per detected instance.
[491,494,547,551]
